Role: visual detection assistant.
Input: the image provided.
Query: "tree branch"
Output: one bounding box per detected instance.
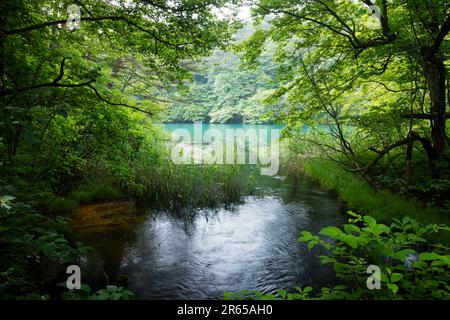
[255,1,397,52]
[429,15,450,57]
[351,132,435,172]
[254,3,359,47]
[402,112,450,120]
[0,58,95,96]
[361,0,395,39]
[141,0,217,13]
[3,16,188,48]
[87,84,153,116]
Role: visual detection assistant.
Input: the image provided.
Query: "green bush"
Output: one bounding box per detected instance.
[226,212,450,300]
[60,284,134,300]
[48,197,79,213]
[0,194,92,299]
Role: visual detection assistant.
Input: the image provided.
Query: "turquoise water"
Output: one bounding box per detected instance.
[163,123,285,143]
[163,123,285,134]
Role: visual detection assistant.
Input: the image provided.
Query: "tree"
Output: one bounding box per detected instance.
[0,0,238,187]
[166,23,280,124]
[239,0,449,173]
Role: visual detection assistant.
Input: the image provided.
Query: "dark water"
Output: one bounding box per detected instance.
[71,174,345,299]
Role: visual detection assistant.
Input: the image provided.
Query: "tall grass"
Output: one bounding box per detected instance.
[60,125,257,213]
[303,159,443,225]
[133,161,255,211]
[126,137,258,211]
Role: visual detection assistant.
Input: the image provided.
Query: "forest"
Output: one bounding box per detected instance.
[0,0,449,301]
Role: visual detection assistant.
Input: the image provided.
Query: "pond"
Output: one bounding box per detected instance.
[70,124,345,299]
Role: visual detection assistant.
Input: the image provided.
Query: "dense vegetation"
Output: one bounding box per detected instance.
[1,0,449,300]
[165,24,281,123]
[0,0,244,299]
[244,0,450,206]
[226,212,450,300]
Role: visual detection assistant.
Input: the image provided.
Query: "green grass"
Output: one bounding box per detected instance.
[50,158,254,214]
[303,159,444,226]
[133,162,255,211]
[69,182,121,204]
[48,197,79,213]
[47,182,121,213]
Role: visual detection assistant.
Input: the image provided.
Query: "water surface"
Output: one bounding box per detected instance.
[71,173,345,299]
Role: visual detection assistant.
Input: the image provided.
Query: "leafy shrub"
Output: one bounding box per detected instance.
[225,212,450,300]
[60,284,133,300]
[0,194,92,299]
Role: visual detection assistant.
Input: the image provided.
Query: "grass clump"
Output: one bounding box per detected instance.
[134,162,255,211]
[69,182,120,204]
[48,197,79,213]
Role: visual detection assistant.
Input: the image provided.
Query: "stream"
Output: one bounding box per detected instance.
[71,172,345,299]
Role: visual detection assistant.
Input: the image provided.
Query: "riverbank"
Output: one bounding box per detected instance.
[48,162,254,215]
[300,159,446,226]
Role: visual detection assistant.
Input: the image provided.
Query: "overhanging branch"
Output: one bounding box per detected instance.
[0,58,96,97]
[351,132,435,172]
[429,15,450,58]
[87,84,153,116]
[3,16,188,49]
[402,112,450,120]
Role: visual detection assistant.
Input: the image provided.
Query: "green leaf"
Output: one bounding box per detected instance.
[343,224,360,234]
[303,287,313,293]
[391,273,403,283]
[80,284,92,293]
[412,260,427,269]
[298,231,313,242]
[393,249,416,261]
[363,216,376,227]
[106,285,117,293]
[377,224,391,234]
[319,255,336,264]
[387,283,398,294]
[340,234,359,248]
[347,211,359,218]
[319,226,343,237]
[333,285,347,290]
[419,252,441,261]
[277,289,287,298]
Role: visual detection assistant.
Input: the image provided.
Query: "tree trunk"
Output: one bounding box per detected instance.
[421,50,447,161]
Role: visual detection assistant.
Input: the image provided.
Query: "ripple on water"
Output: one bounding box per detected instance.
[71,177,345,299]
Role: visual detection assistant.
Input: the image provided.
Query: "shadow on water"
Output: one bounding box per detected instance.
[70,173,346,299]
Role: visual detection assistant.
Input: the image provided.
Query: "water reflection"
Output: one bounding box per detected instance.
[71,175,345,299]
